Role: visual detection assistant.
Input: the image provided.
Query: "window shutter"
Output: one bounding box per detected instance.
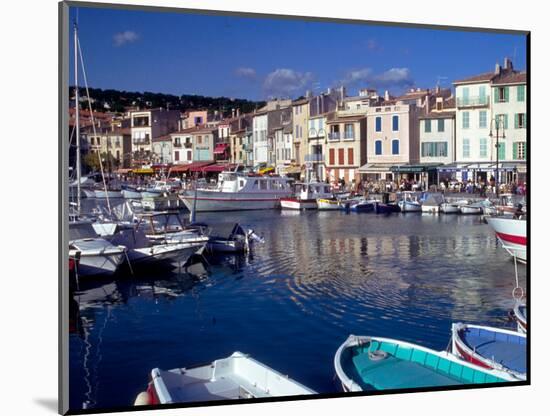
[513,142,518,160]
[498,142,505,160]
[494,88,499,103]
[514,114,519,129]
[524,142,527,160]
[524,114,527,129]
[504,87,509,102]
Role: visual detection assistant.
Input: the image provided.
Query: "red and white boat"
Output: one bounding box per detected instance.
[486,217,527,263]
[280,182,332,210]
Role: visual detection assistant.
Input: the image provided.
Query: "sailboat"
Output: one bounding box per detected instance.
[69,22,127,278]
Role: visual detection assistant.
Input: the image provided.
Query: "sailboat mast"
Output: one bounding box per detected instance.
[74,22,81,213]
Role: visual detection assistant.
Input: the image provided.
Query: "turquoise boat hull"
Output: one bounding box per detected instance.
[334,335,514,392]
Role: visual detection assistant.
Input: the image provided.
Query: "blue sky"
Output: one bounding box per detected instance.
[69,6,527,101]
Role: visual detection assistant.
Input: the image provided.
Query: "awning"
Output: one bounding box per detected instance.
[213,143,230,154]
[358,163,395,173]
[133,168,154,174]
[115,168,133,174]
[202,163,237,173]
[152,164,171,171]
[168,161,215,174]
[283,165,302,174]
[391,163,443,173]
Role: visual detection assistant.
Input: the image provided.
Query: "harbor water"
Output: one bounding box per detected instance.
[69,201,527,410]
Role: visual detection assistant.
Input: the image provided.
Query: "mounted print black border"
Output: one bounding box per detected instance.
[58,1,531,415]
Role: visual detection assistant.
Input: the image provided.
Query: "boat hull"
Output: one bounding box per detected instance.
[317,199,340,210]
[280,198,317,210]
[440,203,459,214]
[421,204,440,214]
[139,351,316,405]
[94,190,123,199]
[459,206,482,215]
[374,203,400,214]
[122,189,142,199]
[334,335,514,392]
[486,217,527,263]
[451,323,526,380]
[181,190,292,212]
[398,201,421,212]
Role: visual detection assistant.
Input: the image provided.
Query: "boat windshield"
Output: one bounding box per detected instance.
[147,213,184,234]
[69,221,99,240]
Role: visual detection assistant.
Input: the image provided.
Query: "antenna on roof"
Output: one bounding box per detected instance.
[436,76,448,88]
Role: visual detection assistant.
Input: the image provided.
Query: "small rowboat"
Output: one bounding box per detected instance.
[334,335,513,392]
[317,198,340,210]
[511,303,527,333]
[459,205,482,215]
[451,323,526,380]
[134,351,316,405]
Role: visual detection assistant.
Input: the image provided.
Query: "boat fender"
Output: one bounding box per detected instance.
[368,350,388,361]
[134,391,150,406]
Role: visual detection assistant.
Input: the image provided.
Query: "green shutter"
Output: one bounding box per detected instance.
[504,87,509,102]
[514,114,519,129]
[524,142,527,160]
[498,142,505,160]
[513,142,518,160]
[493,88,499,103]
[517,85,525,102]
[524,114,527,129]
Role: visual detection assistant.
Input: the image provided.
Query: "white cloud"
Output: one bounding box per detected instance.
[366,39,383,52]
[113,31,140,47]
[339,67,414,92]
[234,67,257,80]
[263,68,315,98]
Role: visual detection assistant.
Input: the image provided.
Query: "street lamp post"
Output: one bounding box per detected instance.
[489,115,506,198]
[308,127,325,182]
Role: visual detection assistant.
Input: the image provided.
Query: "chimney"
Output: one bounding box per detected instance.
[327,87,333,95]
[231,108,235,118]
[436,85,441,94]
[504,57,513,71]
[495,62,501,75]
[384,90,390,101]
[236,108,240,117]
[340,85,346,102]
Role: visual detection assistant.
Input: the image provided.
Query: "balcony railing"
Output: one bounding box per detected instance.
[133,138,150,145]
[328,132,341,141]
[305,153,324,163]
[456,96,490,108]
[184,142,192,148]
[173,142,182,148]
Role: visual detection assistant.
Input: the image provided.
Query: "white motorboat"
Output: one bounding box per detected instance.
[93,217,208,266]
[486,216,527,263]
[440,202,460,214]
[421,193,445,214]
[180,171,294,212]
[69,220,127,277]
[281,182,332,210]
[133,351,316,405]
[398,192,422,212]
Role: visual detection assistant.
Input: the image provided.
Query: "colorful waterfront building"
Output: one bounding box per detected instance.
[453,57,526,185]
[418,94,456,188]
[360,89,431,183]
[291,95,312,174]
[129,108,180,164]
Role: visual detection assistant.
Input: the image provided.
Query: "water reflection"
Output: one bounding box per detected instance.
[69,206,527,410]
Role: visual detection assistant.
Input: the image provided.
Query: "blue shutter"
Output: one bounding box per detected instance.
[376,117,381,132]
[392,115,399,131]
[375,140,382,155]
[392,140,399,155]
